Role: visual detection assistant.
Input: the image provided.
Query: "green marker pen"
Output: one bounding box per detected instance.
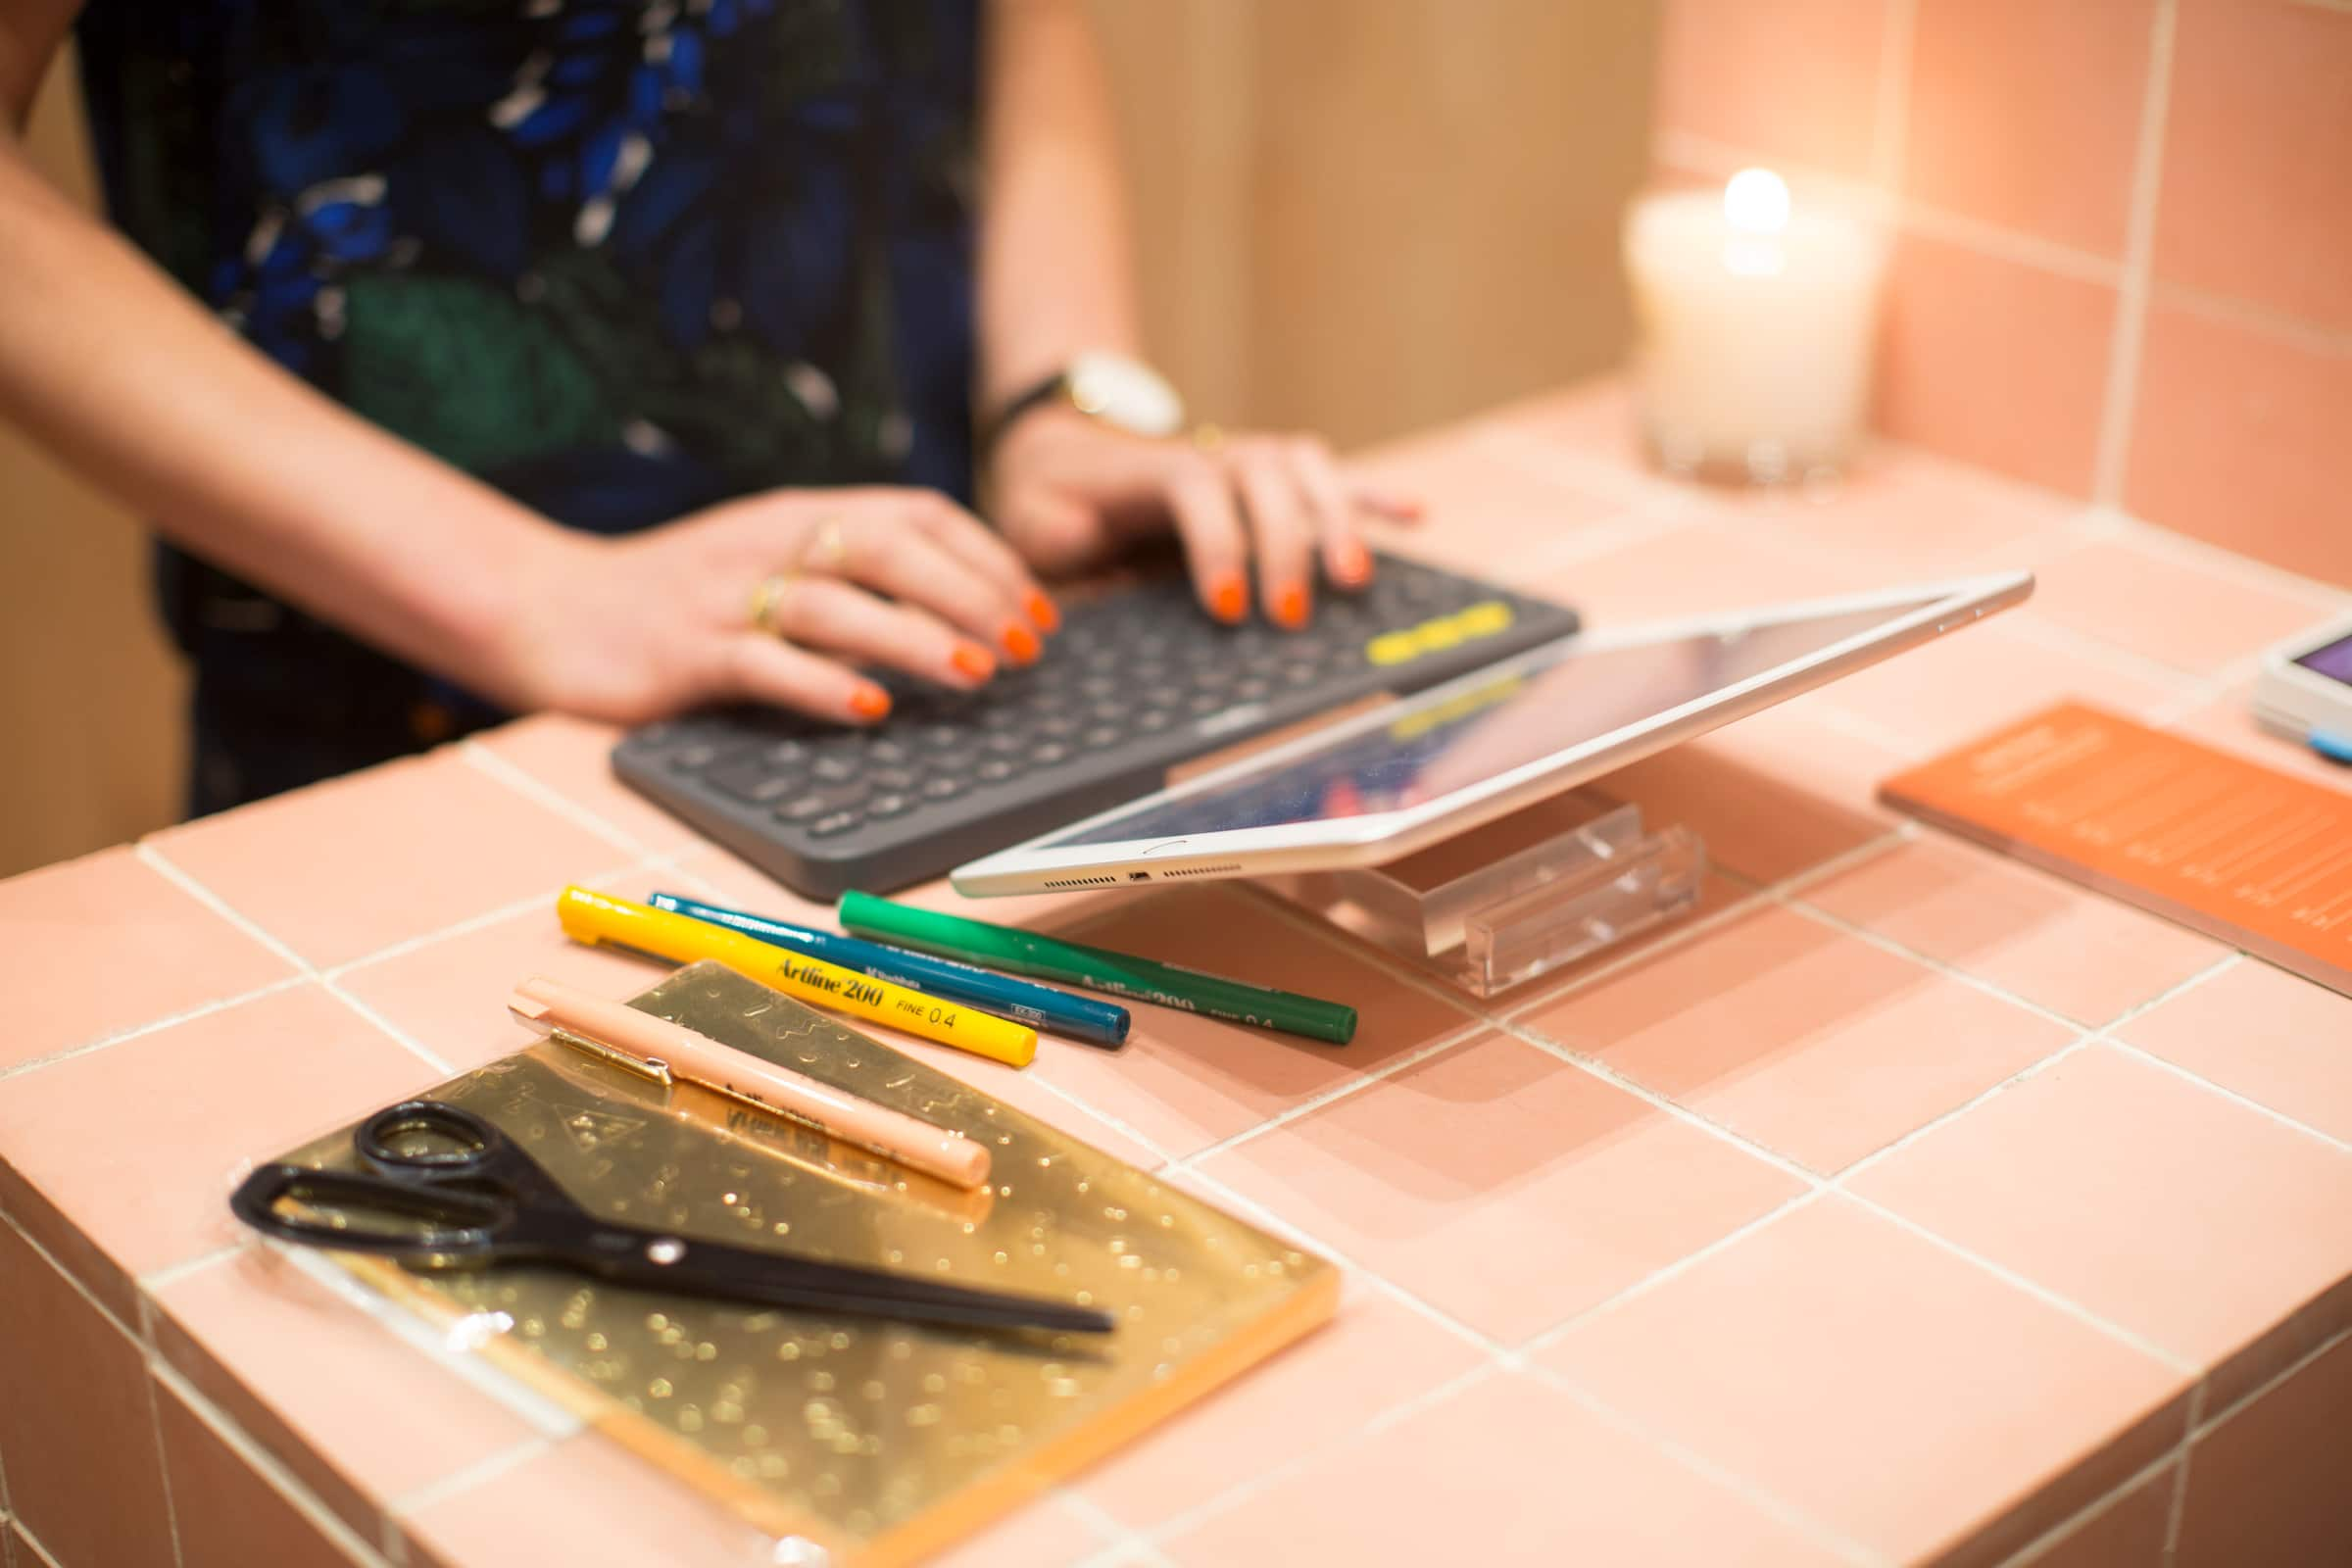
[838,892,1358,1046]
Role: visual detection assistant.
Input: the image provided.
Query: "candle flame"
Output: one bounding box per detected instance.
[1724,168,1791,236]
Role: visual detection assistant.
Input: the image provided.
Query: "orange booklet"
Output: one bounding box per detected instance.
[1880,702,2352,999]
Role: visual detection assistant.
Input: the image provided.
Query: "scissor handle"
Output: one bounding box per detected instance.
[356,1101,504,1175]
[228,1162,507,1259]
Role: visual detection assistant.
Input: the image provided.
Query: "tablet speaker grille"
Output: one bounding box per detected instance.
[1042,875,1121,889]
[1154,863,1244,879]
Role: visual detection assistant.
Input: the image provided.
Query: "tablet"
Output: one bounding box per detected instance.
[951,572,2034,895]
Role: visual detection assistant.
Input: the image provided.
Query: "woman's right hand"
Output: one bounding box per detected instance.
[495,487,1059,727]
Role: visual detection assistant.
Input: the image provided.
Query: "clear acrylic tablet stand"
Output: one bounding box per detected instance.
[1262,787,1705,999]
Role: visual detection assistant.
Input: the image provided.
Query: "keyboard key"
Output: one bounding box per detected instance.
[1081,723,1122,749]
[811,754,860,784]
[866,793,913,819]
[776,794,829,823]
[705,759,799,805]
[920,775,965,801]
[809,810,862,838]
[975,758,1020,784]
[1032,742,1071,768]
[869,766,917,792]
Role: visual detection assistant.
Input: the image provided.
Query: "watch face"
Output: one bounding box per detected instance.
[1067,353,1186,437]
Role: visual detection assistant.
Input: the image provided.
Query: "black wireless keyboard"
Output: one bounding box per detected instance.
[612,555,1581,898]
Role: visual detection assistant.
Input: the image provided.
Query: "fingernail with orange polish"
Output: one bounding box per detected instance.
[951,642,996,682]
[849,683,892,720]
[1274,582,1310,629]
[1003,622,1042,664]
[1026,591,1061,635]
[1210,574,1249,623]
[1334,538,1373,587]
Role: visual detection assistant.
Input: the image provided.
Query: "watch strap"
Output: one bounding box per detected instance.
[977,369,1071,458]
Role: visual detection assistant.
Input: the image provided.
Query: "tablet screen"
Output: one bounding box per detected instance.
[1041,598,1936,847]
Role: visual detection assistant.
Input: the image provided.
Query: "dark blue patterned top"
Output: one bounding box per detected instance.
[74,0,981,807]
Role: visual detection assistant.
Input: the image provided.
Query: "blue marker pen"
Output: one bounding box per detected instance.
[2310,730,2352,766]
[647,892,1132,1050]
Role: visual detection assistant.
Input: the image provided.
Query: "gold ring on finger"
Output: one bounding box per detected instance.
[749,571,799,635]
[1190,422,1227,455]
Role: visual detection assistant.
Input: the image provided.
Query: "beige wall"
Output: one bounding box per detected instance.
[0,6,1655,876]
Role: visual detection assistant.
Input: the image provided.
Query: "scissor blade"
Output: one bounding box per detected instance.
[584,1232,1116,1335]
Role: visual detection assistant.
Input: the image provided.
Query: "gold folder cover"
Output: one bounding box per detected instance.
[271,960,1337,1564]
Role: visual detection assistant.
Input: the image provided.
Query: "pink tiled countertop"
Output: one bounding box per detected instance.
[6,379,2352,1568]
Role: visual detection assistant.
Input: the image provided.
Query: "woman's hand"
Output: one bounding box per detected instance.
[496,487,1058,727]
[986,408,1420,628]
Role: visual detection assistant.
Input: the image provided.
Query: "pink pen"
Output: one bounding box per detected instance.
[508,975,991,1191]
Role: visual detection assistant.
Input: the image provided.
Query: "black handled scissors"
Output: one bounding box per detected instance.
[230,1100,1112,1336]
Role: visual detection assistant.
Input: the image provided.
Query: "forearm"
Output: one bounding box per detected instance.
[975,0,1143,412]
[0,139,567,704]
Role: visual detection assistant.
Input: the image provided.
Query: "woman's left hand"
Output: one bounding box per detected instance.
[986,408,1421,628]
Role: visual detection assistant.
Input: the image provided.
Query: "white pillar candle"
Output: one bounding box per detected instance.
[1623,170,1890,483]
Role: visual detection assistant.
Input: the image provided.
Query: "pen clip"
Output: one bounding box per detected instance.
[509,988,677,1089]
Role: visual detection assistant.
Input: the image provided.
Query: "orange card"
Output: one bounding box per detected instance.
[1880,702,2352,999]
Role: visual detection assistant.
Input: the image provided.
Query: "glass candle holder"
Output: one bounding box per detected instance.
[1624,170,1890,485]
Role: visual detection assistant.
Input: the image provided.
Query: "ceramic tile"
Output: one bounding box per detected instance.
[398,1431,786,1568]
[924,1496,1109,1568]
[1653,0,1889,179]
[1484,378,1653,475]
[1193,1034,1802,1343]
[2124,298,2352,590]
[1527,515,1886,629]
[2161,683,2352,798]
[1019,887,1479,1160]
[1875,233,2119,497]
[1079,1284,1483,1529]
[2022,536,2336,676]
[1522,904,2074,1174]
[1849,1044,2352,1369]
[2174,1333,2352,1568]
[0,984,434,1290]
[2115,959,2352,1146]
[1580,700,1909,884]
[334,896,666,1074]
[1342,426,1638,566]
[2014,1461,2175,1568]
[1539,1197,2190,1564]
[154,1378,359,1568]
[1814,617,2189,760]
[0,846,296,1072]
[474,714,708,855]
[1164,1368,1846,1568]
[149,750,633,970]
[662,845,843,930]
[0,1220,178,1568]
[1711,444,2082,578]
[2154,0,2352,333]
[151,1248,541,1541]
[1801,835,2226,1027]
[1902,0,2154,258]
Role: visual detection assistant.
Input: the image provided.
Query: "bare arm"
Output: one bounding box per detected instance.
[0,7,1053,725]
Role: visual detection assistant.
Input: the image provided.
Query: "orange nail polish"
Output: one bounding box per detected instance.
[951,642,996,682]
[1210,574,1249,623]
[1026,590,1061,635]
[1274,583,1309,629]
[1003,622,1042,664]
[1334,538,1373,586]
[848,684,891,720]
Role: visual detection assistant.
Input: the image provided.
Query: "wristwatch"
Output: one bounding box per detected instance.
[984,352,1187,450]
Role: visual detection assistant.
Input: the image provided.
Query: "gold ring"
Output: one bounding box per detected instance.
[748,571,798,634]
[805,515,850,574]
[1190,422,1227,454]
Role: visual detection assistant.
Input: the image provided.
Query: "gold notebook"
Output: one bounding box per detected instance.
[270,960,1337,1564]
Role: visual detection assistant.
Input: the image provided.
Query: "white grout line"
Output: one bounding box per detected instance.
[2160,1381,2209,1562]
[2092,0,2180,507]
[1846,1193,2199,1373]
[2,1204,142,1344]
[2098,509,2352,612]
[382,1435,553,1520]
[1054,1491,1158,1566]
[458,740,652,858]
[318,867,640,982]
[1776,892,2090,1035]
[8,1523,64,1568]
[2004,1450,2181,1568]
[1522,1361,1889,1567]
[1021,1071,1185,1172]
[1900,202,2125,287]
[134,842,316,976]
[2105,1037,2352,1156]
[149,1359,395,1568]
[1832,1037,2099,1191]
[318,978,455,1077]
[139,1241,247,1295]
[141,1342,189,1568]
[2152,279,2352,358]
[2194,1321,2352,1440]
[0,974,309,1086]
[1869,0,1916,198]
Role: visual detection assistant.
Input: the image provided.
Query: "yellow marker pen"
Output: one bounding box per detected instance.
[555,887,1037,1068]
